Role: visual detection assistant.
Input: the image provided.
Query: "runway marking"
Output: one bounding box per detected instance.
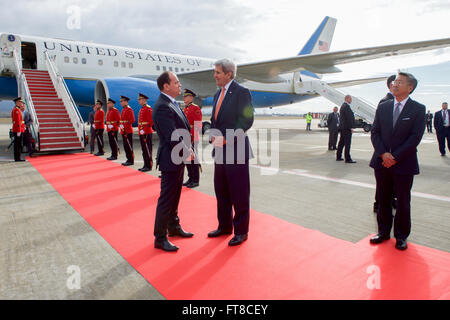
[250,165,450,203]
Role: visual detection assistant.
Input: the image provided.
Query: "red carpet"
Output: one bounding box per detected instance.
[28,153,450,300]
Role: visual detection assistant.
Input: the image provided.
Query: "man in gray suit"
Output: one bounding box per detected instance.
[19,104,35,157]
[88,105,96,154]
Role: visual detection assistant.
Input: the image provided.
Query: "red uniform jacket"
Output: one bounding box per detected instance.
[94,108,105,130]
[120,105,135,135]
[11,106,25,133]
[184,103,202,142]
[106,107,121,132]
[138,104,153,135]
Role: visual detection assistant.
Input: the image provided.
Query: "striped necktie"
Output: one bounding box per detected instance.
[393,102,401,127]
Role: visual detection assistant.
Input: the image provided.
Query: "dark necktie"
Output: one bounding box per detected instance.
[393,102,401,127]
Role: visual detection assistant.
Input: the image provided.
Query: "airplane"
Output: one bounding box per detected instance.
[1,16,449,151]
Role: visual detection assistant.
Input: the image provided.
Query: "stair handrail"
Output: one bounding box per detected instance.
[43,51,85,147]
[12,48,40,150]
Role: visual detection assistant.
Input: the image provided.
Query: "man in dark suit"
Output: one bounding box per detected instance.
[336,95,356,163]
[373,75,397,213]
[369,72,426,251]
[152,71,194,252]
[327,106,339,150]
[207,58,254,246]
[426,111,433,133]
[433,102,449,156]
[378,74,396,105]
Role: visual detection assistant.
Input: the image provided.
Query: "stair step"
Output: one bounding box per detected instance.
[40,132,78,138]
[40,142,83,150]
[40,123,73,128]
[40,127,76,133]
[38,116,71,121]
[40,137,80,143]
[36,112,68,116]
[34,102,65,107]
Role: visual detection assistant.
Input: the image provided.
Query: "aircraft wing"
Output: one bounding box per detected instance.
[179,37,450,84]
[327,76,388,88]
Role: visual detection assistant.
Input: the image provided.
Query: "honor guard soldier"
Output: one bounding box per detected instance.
[137,93,153,172]
[106,98,121,160]
[119,95,135,166]
[93,99,105,156]
[11,97,25,162]
[182,89,202,188]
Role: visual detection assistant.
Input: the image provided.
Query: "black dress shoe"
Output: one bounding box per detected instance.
[15,159,25,162]
[168,226,194,238]
[186,182,199,188]
[345,160,357,163]
[336,158,344,161]
[208,229,233,238]
[94,152,104,156]
[138,167,150,172]
[395,239,408,251]
[182,180,192,187]
[154,239,179,252]
[121,161,133,166]
[370,234,391,244]
[228,234,248,246]
[107,156,117,160]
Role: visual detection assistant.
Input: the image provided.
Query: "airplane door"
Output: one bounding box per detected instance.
[21,42,37,69]
[0,34,22,73]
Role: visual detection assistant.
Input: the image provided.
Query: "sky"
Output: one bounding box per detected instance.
[1,0,449,114]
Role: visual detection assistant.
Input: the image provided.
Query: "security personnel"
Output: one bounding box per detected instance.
[182,89,202,188]
[106,98,121,160]
[11,97,25,162]
[119,95,135,166]
[93,100,105,156]
[137,93,153,172]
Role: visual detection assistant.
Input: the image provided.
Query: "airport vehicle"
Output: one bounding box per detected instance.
[1,17,449,151]
[318,113,372,132]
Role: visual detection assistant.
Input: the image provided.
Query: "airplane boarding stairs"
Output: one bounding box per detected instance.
[304,80,377,125]
[14,50,86,152]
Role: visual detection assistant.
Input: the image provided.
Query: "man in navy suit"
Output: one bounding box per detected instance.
[327,106,339,150]
[336,95,356,163]
[369,72,426,251]
[433,102,450,156]
[207,58,254,246]
[152,71,194,252]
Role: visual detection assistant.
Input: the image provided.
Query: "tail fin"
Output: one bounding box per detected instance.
[298,16,337,55]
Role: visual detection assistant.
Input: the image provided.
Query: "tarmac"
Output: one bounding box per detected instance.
[0,117,449,299]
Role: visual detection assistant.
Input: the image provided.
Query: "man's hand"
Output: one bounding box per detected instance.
[212,136,226,147]
[381,152,396,168]
[17,132,21,137]
[185,149,195,162]
[93,124,96,129]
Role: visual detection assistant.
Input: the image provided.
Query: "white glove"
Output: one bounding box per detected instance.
[17,132,21,137]
[93,124,96,129]
[108,125,113,129]
[120,125,124,129]
[139,130,144,135]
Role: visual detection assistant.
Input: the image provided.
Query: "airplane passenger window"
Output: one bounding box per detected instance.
[181,68,184,72]
[64,57,69,63]
[121,61,126,68]
[156,66,160,71]
[73,57,78,64]
[169,67,173,71]
[114,61,119,67]
[98,60,103,66]
[82,58,87,64]
[175,67,179,72]
[129,62,133,69]
[162,66,167,71]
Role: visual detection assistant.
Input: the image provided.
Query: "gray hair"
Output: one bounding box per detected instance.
[398,72,418,94]
[214,58,237,79]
